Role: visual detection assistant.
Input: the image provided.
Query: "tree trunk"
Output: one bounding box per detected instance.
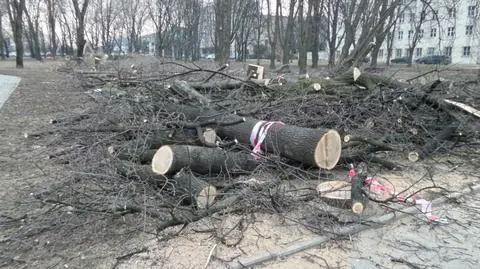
[215,0,231,64]
[72,0,90,58]
[282,0,296,65]
[172,169,217,209]
[0,12,5,60]
[7,0,25,68]
[327,0,339,68]
[298,0,307,74]
[151,145,258,175]
[46,0,56,58]
[310,0,321,68]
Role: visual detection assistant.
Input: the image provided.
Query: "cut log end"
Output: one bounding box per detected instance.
[408,151,420,162]
[315,130,342,170]
[152,146,174,175]
[312,83,322,91]
[196,185,218,209]
[352,202,364,214]
[203,128,217,147]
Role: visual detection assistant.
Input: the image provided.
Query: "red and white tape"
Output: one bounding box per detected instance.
[249,120,284,157]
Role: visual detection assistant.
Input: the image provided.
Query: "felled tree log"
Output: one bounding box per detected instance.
[152,145,258,175]
[113,161,216,209]
[168,80,211,106]
[335,68,410,90]
[173,169,217,209]
[162,105,342,170]
[215,116,342,170]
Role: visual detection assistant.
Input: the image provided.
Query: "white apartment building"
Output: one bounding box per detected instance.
[378,0,479,64]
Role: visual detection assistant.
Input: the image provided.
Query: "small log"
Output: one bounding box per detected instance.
[114,162,216,208]
[444,99,480,118]
[173,169,217,209]
[169,80,211,106]
[409,122,459,162]
[151,145,258,175]
[203,64,229,83]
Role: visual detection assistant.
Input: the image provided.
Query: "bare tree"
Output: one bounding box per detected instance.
[23,0,42,60]
[325,0,341,67]
[266,0,280,69]
[0,5,5,60]
[72,0,90,57]
[214,0,231,64]
[6,0,25,68]
[405,1,431,66]
[298,0,307,74]
[310,0,323,68]
[45,0,57,57]
[282,0,297,64]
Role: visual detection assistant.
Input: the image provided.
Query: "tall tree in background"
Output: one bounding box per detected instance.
[214,0,231,64]
[72,0,90,57]
[0,7,5,60]
[282,0,296,64]
[298,0,307,74]
[23,0,42,60]
[310,0,322,68]
[326,0,340,67]
[406,1,430,66]
[46,0,56,57]
[6,0,25,68]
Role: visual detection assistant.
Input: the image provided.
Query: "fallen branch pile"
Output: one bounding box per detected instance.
[9,60,479,264]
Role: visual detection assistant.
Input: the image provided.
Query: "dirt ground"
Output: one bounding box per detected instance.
[1,58,479,269]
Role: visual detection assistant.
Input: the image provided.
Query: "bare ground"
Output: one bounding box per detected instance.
[0,58,479,269]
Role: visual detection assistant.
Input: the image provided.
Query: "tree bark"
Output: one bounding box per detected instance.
[215,0,232,64]
[0,11,5,60]
[72,0,90,58]
[46,0,56,58]
[298,0,307,74]
[282,0,296,65]
[151,145,258,175]
[6,0,25,68]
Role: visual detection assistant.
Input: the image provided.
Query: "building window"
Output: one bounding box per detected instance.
[399,13,405,23]
[445,47,452,56]
[430,28,437,37]
[409,13,415,22]
[419,29,424,38]
[463,46,471,56]
[405,49,411,57]
[431,10,438,20]
[396,49,402,57]
[379,49,384,58]
[398,31,404,40]
[448,7,456,18]
[416,48,423,57]
[427,47,435,55]
[447,27,455,37]
[466,25,473,35]
[468,6,476,17]
[408,30,414,39]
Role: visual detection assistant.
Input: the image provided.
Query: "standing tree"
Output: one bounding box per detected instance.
[310,0,323,68]
[6,0,25,68]
[405,1,430,66]
[71,0,90,57]
[214,0,231,64]
[23,0,42,60]
[45,0,57,57]
[0,6,5,60]
[325,0,341,67]
[282,0,297,64]
[298,0,307,74]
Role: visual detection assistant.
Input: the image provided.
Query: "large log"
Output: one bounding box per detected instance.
[151,145,258,175]
[162,105,342,170]
[215,116,341,170]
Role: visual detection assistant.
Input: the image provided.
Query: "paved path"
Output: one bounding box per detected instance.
[0,74,21,110]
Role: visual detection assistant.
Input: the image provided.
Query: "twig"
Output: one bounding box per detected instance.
[112,247,149,269]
